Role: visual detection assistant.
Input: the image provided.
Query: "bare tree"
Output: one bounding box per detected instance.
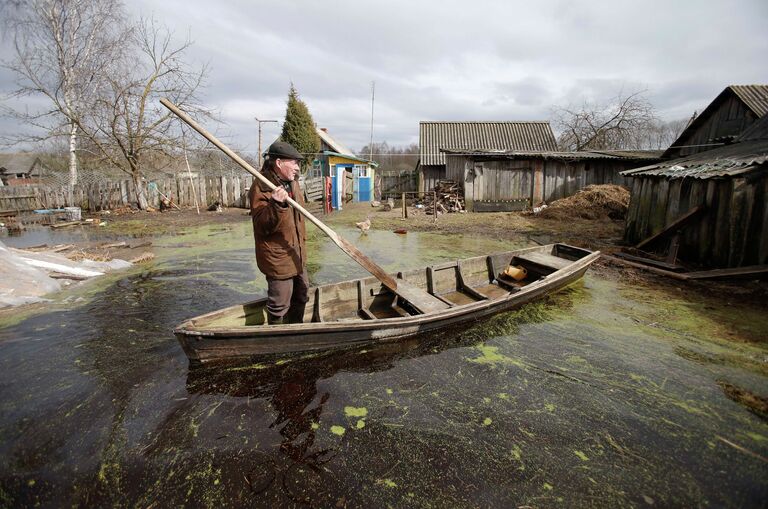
[645,117,690,150]
[554,90,657,151]
[357,142,419,172]
[2,0,127,199]
[84,18,208,209]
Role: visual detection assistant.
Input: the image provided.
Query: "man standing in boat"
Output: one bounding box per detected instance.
[249,141,309,325]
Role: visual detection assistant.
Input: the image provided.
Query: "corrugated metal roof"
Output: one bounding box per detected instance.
[730,85,768,118]
[442,148,662,161]
[419,121,557,166]
[621,138,768,179]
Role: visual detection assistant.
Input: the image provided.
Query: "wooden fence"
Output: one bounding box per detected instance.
[0,175,255,213]
[378,170,418,197]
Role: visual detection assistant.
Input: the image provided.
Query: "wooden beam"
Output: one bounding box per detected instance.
[614,252,685,271]
[601,255,689,280]
[636,206,705,250]
[684,265,768,280]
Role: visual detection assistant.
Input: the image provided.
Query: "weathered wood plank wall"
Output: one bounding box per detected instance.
[446,155,635,210]
[0,186,41,213]
[543,160,629,202]
[378,171,418,196]
[0,175,255,213]
[460,160,533,202]
[624,174,767,268]
[670,96,759,158]
[419,165,443,194]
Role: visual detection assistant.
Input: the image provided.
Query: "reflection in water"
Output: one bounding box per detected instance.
[185,325,488,503]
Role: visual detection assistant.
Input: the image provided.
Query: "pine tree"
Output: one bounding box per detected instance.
[280,84,320,171]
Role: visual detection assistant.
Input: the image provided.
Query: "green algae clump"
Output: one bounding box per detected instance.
[344,406,368,418]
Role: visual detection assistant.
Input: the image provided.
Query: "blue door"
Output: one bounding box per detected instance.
[353,166,372,202]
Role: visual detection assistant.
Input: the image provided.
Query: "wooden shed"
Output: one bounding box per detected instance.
[443,149,661,212]
[417,121,557,194]
[622,114,768,269]
[664,85,768,159]
[0,153,50,186]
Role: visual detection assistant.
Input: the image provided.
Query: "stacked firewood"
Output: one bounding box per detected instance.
[424,180,465,214]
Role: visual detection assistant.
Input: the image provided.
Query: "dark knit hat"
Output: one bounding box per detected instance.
[266,141,304,161]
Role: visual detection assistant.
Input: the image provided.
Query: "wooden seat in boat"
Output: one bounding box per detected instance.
[395,281,452,314]
[515,251,571,271]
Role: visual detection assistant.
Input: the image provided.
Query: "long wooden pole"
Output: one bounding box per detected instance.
[160,99,398,292]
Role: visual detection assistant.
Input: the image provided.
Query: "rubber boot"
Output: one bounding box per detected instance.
[267,312,285,325]
[284,303,307,324]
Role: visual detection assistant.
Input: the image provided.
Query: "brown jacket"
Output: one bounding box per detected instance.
[248,169,307,279]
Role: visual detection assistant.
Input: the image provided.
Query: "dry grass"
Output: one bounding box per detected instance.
[129,252,155,264]
[66,250,113,262]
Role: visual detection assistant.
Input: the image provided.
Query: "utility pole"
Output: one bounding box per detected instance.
[369,81,375,161]
[255,117,278,168]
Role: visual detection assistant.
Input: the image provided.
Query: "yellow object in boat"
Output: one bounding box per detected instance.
[502,265,528,281]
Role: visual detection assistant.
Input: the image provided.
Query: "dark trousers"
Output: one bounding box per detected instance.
[266,269,309,319]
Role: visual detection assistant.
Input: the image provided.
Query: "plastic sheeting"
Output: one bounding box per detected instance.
[0,240,133,308]
[0,240,61,308]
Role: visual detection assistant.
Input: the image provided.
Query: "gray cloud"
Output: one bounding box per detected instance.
[2,0,767,154]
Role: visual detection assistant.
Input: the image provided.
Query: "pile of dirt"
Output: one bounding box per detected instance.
[537,184,630,220]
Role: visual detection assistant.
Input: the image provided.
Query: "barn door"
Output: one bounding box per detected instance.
[501,167,533,203]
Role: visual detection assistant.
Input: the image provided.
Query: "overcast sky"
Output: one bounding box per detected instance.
[2,0,767,156]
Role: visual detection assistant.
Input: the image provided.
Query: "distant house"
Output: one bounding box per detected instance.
[0,153,51,186]
[310,127,377,208]
[417,121,558,193]
[664,85,768,159]
[622,110,768,269]
[443,148,661,211]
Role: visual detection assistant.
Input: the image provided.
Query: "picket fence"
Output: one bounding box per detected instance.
[0,175,256,213]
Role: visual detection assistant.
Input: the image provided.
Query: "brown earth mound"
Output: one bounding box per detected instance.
[538,184,630,220]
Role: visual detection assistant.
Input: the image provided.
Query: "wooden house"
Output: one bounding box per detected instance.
[0,153,51,186]
[309,128,377,208]
[622,113,768,269]
[442,149,661,212]
[664,85,768,159]
[417,121,557,193]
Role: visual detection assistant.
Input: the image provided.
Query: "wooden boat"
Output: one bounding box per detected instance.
[175,243,600,363]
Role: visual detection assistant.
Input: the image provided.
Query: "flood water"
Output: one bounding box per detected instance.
[1,222,766,507]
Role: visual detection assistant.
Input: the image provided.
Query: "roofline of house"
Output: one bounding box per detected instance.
[322,151,379,167]
[662,85,767,158]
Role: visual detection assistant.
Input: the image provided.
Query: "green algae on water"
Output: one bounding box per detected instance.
[344,406,368,418]
[468,344,526,369]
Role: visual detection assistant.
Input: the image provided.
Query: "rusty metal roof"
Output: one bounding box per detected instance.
[419,121,557,166]
[442,148,662,161]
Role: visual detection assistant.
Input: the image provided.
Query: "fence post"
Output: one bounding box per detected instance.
[199,176,206,207]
